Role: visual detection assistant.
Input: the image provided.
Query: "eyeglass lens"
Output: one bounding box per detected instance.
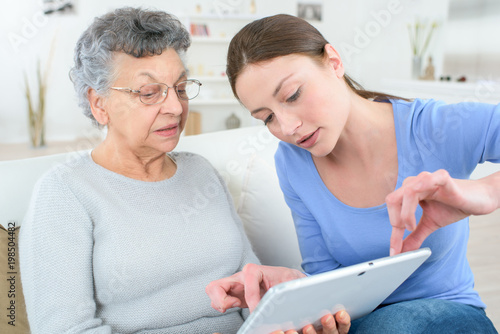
[139,81,199,104]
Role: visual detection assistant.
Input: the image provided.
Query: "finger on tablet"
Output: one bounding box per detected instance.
[389,226,405,256]
[241,264,265,312]
[386,192,404,256]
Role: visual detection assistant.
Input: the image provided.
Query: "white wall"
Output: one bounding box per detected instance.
[0,0,191,145]
[0,0,477,145]
[443,0,500,82]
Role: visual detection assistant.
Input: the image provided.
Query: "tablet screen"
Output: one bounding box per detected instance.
[237,248,431,334]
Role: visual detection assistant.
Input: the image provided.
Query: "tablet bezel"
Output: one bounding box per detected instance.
[237,248,432,334]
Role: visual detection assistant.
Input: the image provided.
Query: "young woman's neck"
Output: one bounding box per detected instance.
[325,93,395,169]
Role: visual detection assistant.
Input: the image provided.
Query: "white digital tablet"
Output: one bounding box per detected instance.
[237,248,432,334]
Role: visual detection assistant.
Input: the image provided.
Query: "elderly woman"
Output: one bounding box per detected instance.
[19,7,260,334]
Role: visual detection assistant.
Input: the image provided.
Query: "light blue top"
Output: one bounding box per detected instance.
[275,98,500,308]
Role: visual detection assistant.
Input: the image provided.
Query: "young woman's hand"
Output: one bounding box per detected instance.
[206,263,305,313]
[215,311,350,334]
[272,311,351,334]
[386,169,500,255]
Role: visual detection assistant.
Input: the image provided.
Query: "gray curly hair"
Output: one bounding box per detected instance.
[69,7,191,126]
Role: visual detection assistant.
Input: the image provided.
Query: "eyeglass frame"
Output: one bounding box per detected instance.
[110,79,202,105]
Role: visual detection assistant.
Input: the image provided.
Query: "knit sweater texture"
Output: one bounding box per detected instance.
[19,151,259,334]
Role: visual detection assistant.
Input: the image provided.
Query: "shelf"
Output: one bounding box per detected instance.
[176,12,258,131]
[0,138,98,161]
[182,13,261,21]
[191,36,232,43]
[380,78,500,104]
[190,98,240,106]
[382,78,500,94]
[186,12,260,43]
[196,76,229,83]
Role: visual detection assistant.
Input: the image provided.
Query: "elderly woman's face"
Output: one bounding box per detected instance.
[103,48,189,155]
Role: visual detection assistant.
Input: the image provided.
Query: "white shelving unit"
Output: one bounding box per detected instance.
[179,13,261,133]
[191,36,232,43]
[190,99,241,106]
[195,76,229,83]
[380,78,500,104]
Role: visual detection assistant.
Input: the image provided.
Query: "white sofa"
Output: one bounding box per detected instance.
[1,125,499,330]
[0,125,303,270]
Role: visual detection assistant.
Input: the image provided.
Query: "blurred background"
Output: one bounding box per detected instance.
[0,0,499,155]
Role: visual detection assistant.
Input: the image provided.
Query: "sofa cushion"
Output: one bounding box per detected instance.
[175,126,279,208]
[0,151,82,226]
[237,154,303,270]
[0,223,30,333]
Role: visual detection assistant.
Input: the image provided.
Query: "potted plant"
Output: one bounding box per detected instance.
[408,19,439,80]
[24,39,54,148]
[24,60,47,148]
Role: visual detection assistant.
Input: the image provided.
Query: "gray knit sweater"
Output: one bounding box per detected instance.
[19,151,259,334]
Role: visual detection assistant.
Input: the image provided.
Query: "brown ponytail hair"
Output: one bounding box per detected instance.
[227,14,406,102]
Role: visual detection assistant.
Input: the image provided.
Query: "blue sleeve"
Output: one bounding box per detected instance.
[412,100,500,175]
[274,144,340,275]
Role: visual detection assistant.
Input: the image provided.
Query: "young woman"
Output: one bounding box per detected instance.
[206,14,499,333]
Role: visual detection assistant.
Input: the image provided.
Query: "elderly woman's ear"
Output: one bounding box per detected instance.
[88,88,109,126]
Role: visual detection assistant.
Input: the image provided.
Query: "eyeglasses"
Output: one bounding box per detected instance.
[110,79,202,105]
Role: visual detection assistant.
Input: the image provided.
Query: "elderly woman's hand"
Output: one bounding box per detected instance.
[206,263,306,313]
[207,264,351,334]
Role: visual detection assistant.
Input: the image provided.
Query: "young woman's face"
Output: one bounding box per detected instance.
[235,48,350,157]
[101,49,189,156]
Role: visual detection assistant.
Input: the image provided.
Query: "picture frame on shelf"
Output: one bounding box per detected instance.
[297,2,323,21]
[43,0,76,15]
